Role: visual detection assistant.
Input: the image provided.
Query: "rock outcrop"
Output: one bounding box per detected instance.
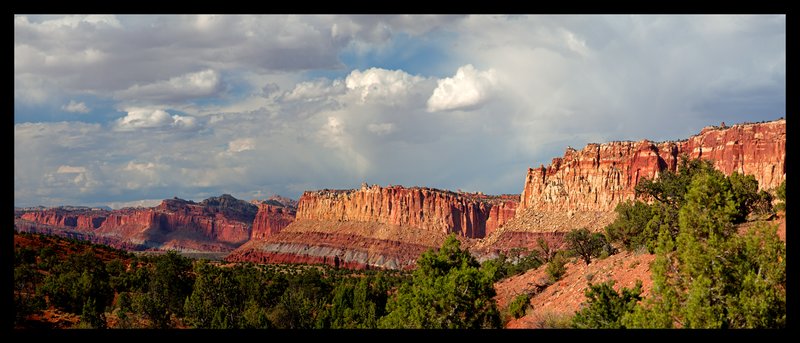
[297,184,519,239]
[226,221,443,270]
[250,201,296,240]
[227,184,520,268]
[20,209,108,230]
[518,119,785,214]
[682,120,785,190]
[15,194,266,252]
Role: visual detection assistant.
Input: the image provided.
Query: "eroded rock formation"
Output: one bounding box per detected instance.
[519,119,785,214]
[251,201,296,240]
[227,184,519,268]
[297,184,519,238]
[15,194,267,252]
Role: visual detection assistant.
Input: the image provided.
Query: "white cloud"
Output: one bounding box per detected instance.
[62,100,90,113]
[13,15,785,209]
[123,161,156,173]
[171,115,197,130]
[106,198,164,209]
[44,164,100,194]
[426,64,498,112]
[56,165,87,174]
[14,74,50,104]
[367,123,395,135]
[283,79,346,102]
[345,68,427,105]
[319,116,345,148]
[115,69,222,103]
[228,138,256,153]
[114,108,198,131]
[26,15,123,29]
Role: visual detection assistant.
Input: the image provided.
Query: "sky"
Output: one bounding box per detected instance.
[14,15,786,209]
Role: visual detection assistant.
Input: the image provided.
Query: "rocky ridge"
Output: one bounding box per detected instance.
[518,119,785,214]
[14,194,294,253]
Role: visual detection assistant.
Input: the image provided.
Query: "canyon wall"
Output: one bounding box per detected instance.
[14,194,277,252]
[518,119,785,214]
[297,183,519,239]
[227,184,519,268]
[250,202,296,240]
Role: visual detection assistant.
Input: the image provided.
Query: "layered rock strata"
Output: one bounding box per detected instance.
[518,119,785,214]
[14,194,276,252]
[296,184,519,239]
[227,184,520,268]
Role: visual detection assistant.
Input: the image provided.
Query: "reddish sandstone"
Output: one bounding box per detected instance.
[296,183,519,239]
[519,119,785,214]
[251,203,296,240]
[15,194,262,252]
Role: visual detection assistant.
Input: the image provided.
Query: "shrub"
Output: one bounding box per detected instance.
[565,228,607,264]
[508,293,531,319]
[572,280,642,328]
[546,253,567,283]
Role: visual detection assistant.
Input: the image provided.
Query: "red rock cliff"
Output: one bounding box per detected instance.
[296,184,519,239]
[519,119,785,213]
[251,202,296,240]
[20,209,107,230]
[683,120,785,190]
[16,194,261,252]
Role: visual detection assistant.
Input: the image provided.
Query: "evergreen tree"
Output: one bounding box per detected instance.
[572,280,641,329]
[622,169,786,328]
[565,228,607,264]
[379,234,501,328]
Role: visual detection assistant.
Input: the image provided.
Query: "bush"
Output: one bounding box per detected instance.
[775,180,786,212]
[605,201,655,251]
[535,311,574,328]
[508,293,531,319]
[752,190,774,216]
[482,248,543,282]
[565,228,607,264]
[572,280,642,328]
[546,253,567,283]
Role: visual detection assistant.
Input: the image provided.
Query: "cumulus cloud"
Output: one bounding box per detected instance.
[426,64,498,112]
[345,68,429,105]
[43,164,100,195]
[13,15,785,209]
[115,69,222,103]
[62,100,90,113]
[114,108,198,131]
[19,15,122,29]
[14,15,459,109]
[283,79,346,102]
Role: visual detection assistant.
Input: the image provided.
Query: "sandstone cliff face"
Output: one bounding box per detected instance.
[15,194,263,252]
[296,184,519,239]
[228,184,519,269]
[20,210,107,230]
[226,219,456,270]
[519,119,785,214]
[682,120,786,190]
[250,202,296,240]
